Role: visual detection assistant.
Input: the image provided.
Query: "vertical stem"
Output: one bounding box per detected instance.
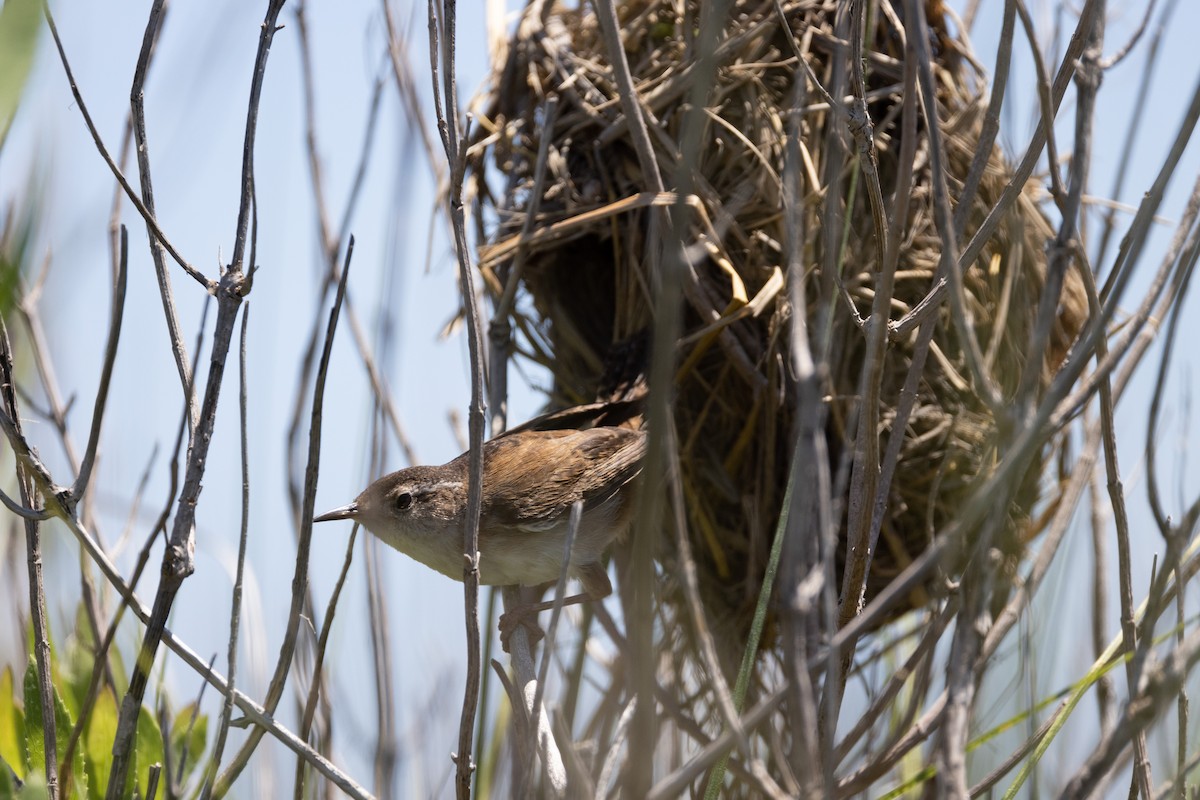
[0,320,57,799]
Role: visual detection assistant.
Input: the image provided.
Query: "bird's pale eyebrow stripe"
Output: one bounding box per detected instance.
[412,481,464,495]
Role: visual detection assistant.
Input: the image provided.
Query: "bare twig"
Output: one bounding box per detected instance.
[212,236,353,796]
[294,525,358,798]
[130,0,198,427]
[1,320,57,798]
[199,306,253,800]
[71,225,128,501]
[43,5,210,292]
[426,0,487,794]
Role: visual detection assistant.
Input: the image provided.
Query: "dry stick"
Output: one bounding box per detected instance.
[888,0,1103,342]
[1102,244,1200,800]
[381,0,446,188]
[1088,433,1117,741]
[199,307,253,800]
[1136,245,1200,790]
[357,358,399,797]
[1050,90,1200,433]
[293,526,359,799]
[1014,5,1102,412]
[1014,0,1066,207]
[1100,0,1160,69]
[903,0,999,415]
[836,0,895,632]
[435,0,486,777]
[296,0,338,264]
[832,599,958,765]
[837,19,918,649]
[131,0,196,428]
[42,5,210,293]
[812,0,850,360]
[950,0,1016,239]
[1063,10,1158,793]
[1,321,57,799]
[212,238,355,797]
[16,259,115,694]
[363,432,397,799]
[172,658,215,792]
[1094,0,1179,272]
[833,296,1141,794]
[485,96,563,796]
[292,3,353,766]
[1175,561,1190,800]
[902,3,997,790]
[1143,242,1200,537]
[523,503,582,797]
[331,59,420,460]
[426,0,487,794]
[146,764,161,800]
[0,489,48,520]
[105,4,285,794]
[1063,627,1200,798]
[70,225,128,506]
[777,41,833,796]
[646,684,788,800]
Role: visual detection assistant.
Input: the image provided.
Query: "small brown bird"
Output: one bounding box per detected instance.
[315,412,645,645]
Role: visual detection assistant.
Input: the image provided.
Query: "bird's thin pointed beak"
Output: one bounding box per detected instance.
[314,502,359,523]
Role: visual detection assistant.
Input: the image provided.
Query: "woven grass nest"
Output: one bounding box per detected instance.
[464,0,1087,666]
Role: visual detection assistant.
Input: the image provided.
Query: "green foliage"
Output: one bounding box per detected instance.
[82,690,116,800]
[167,703,207,788]
[0,0,39,145]
[132,705,163,800]
[0,668,26,782]
[0,603,212,800]
[0,757,16,798]
[22,657,86,800]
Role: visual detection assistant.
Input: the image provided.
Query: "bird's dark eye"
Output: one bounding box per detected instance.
[394,492,413,511]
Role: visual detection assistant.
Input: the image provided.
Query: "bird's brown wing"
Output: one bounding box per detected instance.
[480,427,646,532]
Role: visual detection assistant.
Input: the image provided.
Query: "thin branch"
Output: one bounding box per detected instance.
[212,236,352,796]
[426,0,487,794]
[71,224,128,500]
[130,0,198,427]
[42,5,210,291]
[1,319,58,799]
[199,306,253,800]
[0,487,50,521]
[293,526,358,798]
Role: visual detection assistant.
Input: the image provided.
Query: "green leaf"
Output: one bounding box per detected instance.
[22,658,45,781]
[0,667,25,781]
[0,0,40,144]
[83,690,116,800]
[22,657,87,800]
[133,706,163,799]
[168,703,207,788]
[0,755,17,798]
